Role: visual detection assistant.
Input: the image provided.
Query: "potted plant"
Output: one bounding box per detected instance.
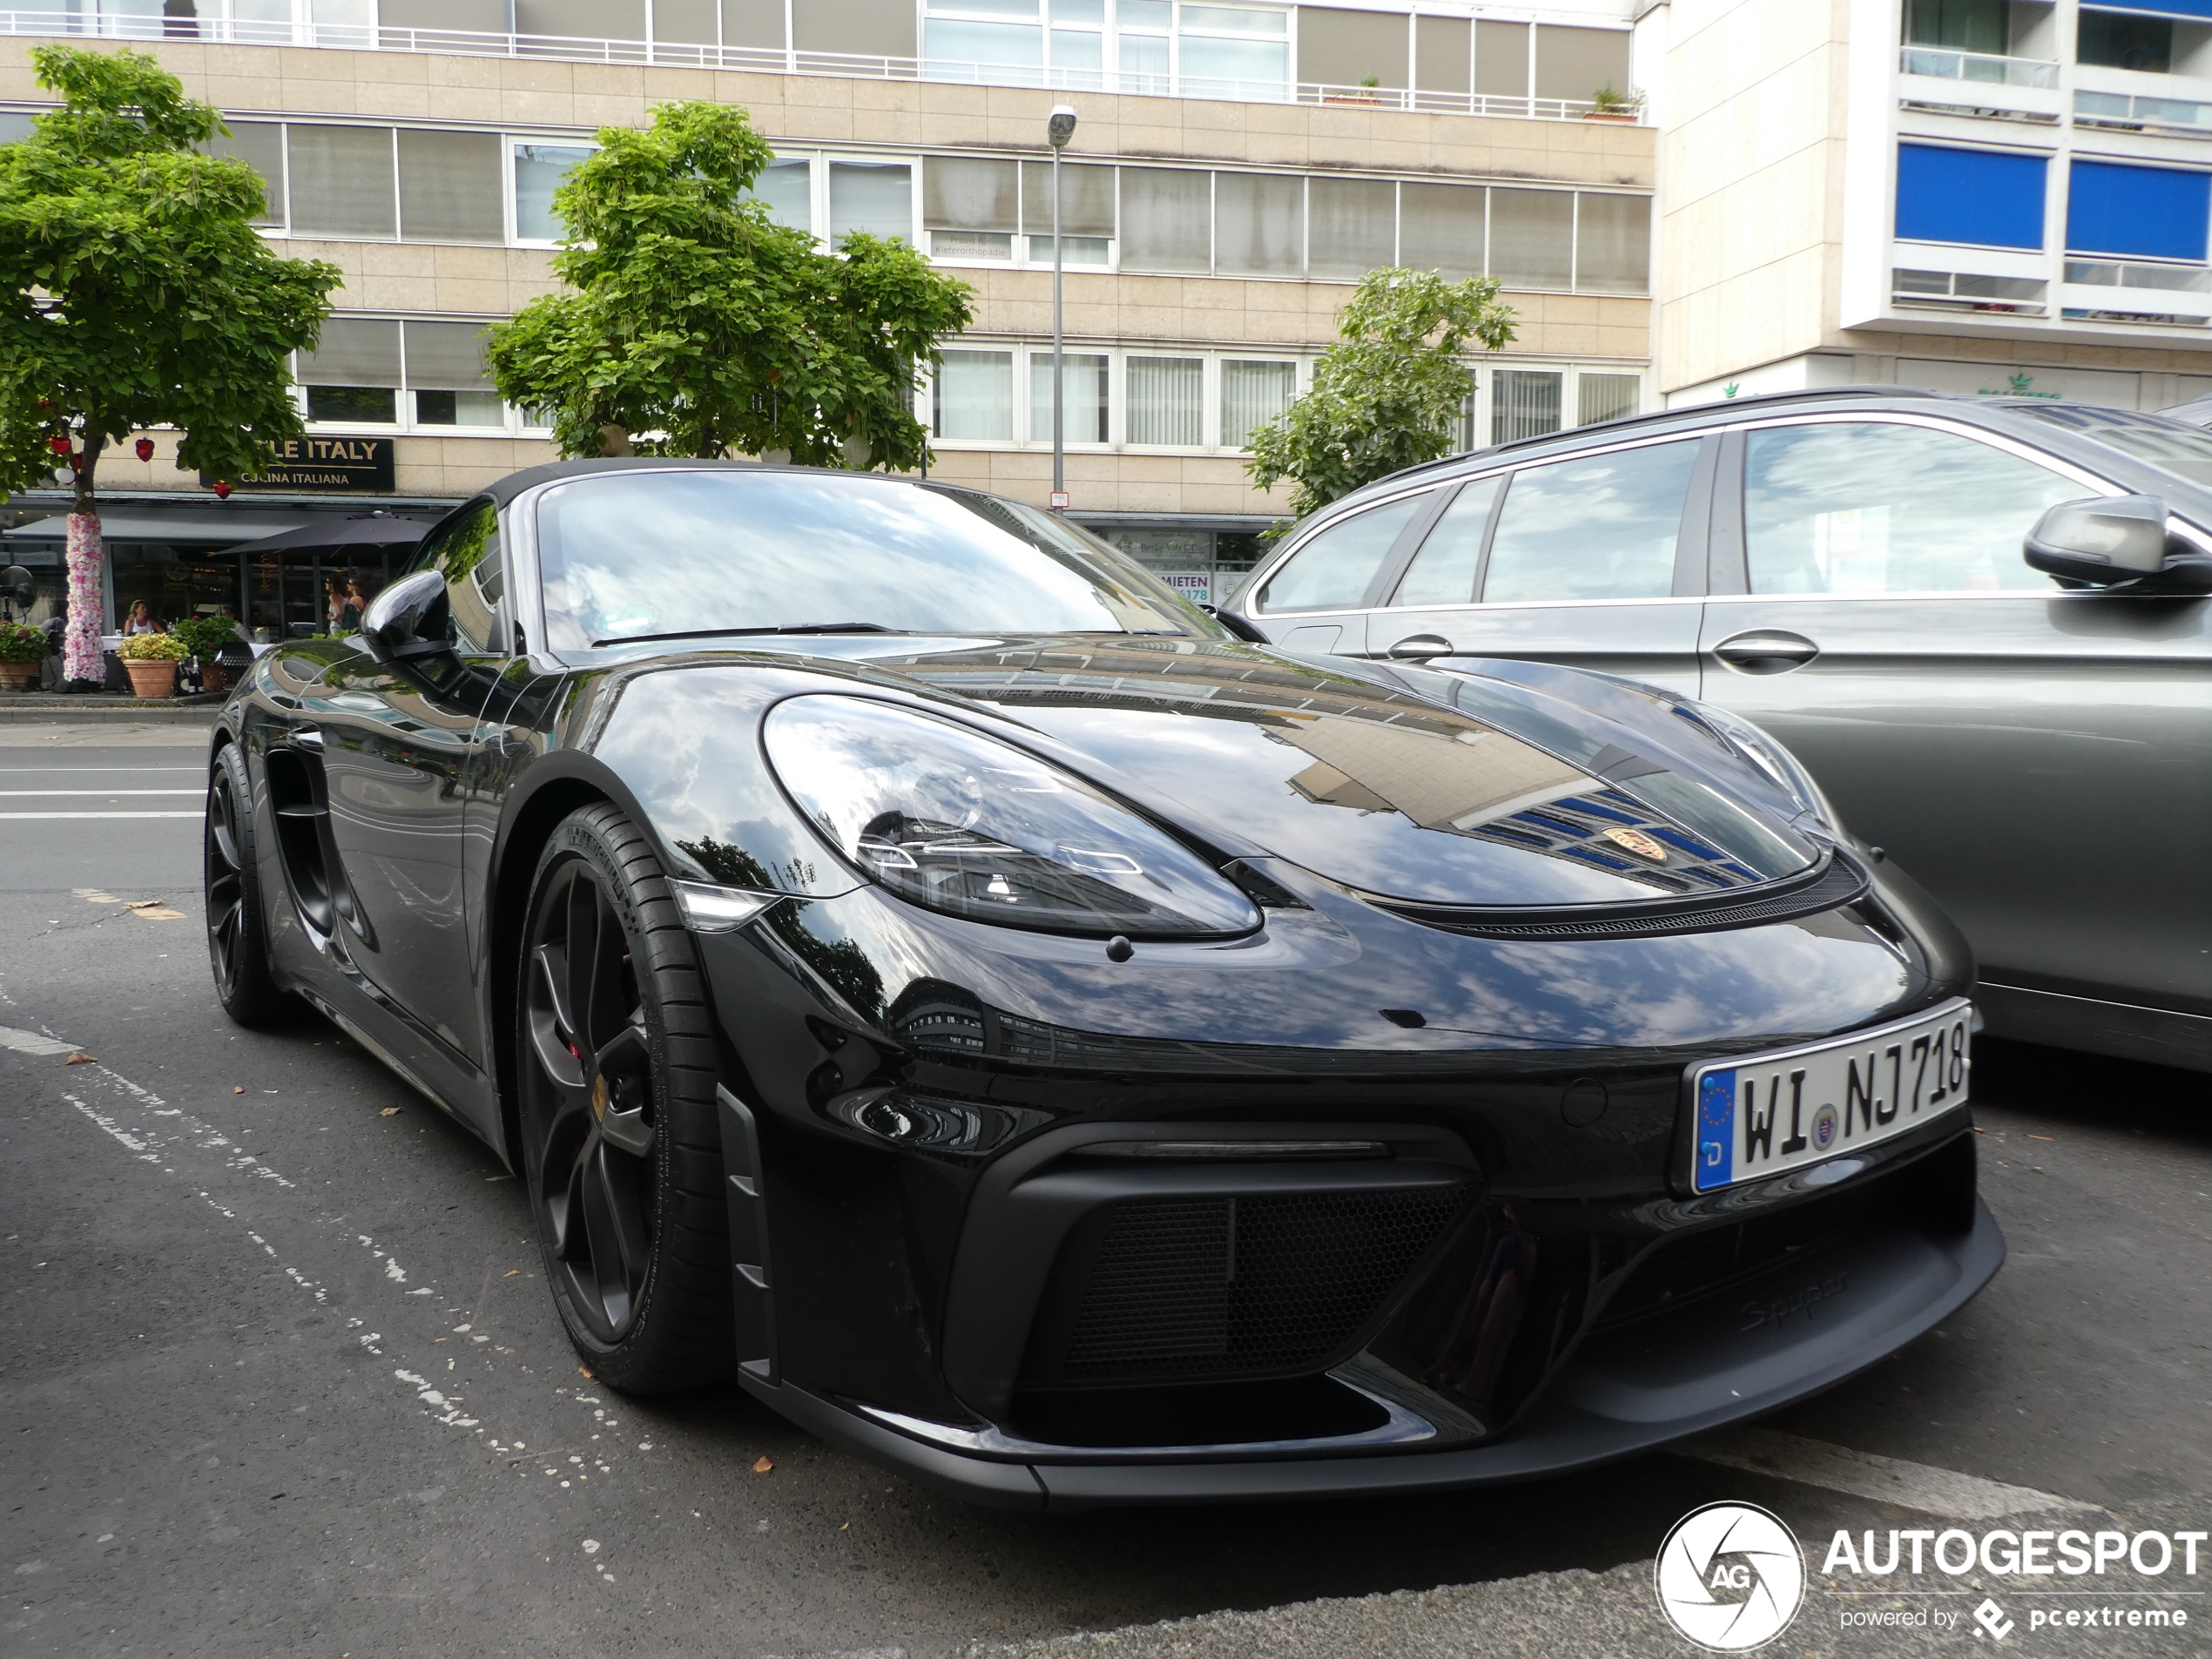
[169,615,239,695]
[1585,84,1640,121]
[0,618,45,691]
[117,630,190,698]
[1326,74,1385,107]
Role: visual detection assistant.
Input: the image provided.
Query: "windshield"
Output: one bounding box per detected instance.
[2019,404,2212,489]
[533,469,1212,652]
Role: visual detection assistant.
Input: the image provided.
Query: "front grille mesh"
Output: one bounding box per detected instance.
[1059,1187,1470,1382]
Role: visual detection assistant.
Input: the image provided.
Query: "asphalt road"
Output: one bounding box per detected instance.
[3,720,2208,1658]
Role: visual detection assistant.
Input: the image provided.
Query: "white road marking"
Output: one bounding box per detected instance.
[1680,1425,2102,1520]
[0,1023,78,1056]
[0,811,201,819]
[0,788,202,796]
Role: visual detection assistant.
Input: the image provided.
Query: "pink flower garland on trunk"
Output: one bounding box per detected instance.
[64,511,105,685]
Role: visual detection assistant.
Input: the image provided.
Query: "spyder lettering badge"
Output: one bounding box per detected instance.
[1689,999,1972,1193]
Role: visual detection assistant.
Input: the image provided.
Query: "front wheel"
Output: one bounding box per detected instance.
[204,742,294,1026]
[518,804,732,1393]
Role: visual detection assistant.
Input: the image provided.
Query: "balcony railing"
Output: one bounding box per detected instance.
[2074,89,2212,135]
[2064,259,2212,294]
[1892,266,2048,316]
[1898,45,2060,88]
[0,11,1628,123]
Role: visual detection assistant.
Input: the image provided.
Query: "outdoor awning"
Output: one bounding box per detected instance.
[4,507,314,544]
[214,512,434,559]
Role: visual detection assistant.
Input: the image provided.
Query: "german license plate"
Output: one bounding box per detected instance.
[1687,999,1973,1194]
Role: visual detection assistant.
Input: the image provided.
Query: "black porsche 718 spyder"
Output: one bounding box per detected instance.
[202,459,2000,1508]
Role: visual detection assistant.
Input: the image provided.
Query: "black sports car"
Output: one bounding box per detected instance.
[202,459,2002,1509]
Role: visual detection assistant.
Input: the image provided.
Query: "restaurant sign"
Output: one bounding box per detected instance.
[202,435,395,492]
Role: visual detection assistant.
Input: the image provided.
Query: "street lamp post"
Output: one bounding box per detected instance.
[1047,105,1077,511]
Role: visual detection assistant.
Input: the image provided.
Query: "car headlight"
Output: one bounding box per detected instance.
[1681,700,1838,830]
[763,696,1262,938]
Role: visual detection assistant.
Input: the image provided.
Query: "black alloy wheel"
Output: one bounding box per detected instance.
[519,804,732,1392]
[205,742,292,1025]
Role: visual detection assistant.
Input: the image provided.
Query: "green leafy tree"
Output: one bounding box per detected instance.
[1244,268,1516,523]
[0,46,341,684]
[487,101,973,471]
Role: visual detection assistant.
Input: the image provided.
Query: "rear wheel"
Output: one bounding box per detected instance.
[518,804,732,1393]
[204,742,293,1026]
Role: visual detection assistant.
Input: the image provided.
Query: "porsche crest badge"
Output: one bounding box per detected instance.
[1603,826,1669,862]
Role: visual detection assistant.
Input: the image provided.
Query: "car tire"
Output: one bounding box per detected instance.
[518,803,733,1393]
[204,741,295,1027]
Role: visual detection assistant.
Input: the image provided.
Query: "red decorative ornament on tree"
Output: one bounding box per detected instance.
[135,437,155,462]
[212,480,233,499]
[47,435,71,455]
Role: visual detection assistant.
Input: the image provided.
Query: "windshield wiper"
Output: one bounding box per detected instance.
[590,623,906,648]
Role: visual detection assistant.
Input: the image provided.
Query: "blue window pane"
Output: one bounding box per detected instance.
[1895,143,2046,250]
[2067,158,2210,260]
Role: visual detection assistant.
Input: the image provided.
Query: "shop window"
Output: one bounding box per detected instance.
[1489,188,1574,289]
[927,156,1019,260]
[1399,182,1485,280]
[514,141,594,242]
[1308,177,1395,281]
[398,128,503,245]
[1577,373,1641,426]
[828,160,912,243]
[1575,193,1650,294]
[1214,172,1303,277]
[1028,352,1110,442]
[1491,368,1561,443]
[1220,360,1296,449]
[934,349,1015,440]
[1120,166,1211,273]
[209,120,286,229]
[299,317,402,424]
[287,125,396,239]
[1126,355,1204,445]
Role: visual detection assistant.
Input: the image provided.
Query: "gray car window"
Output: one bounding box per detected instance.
[1389,476,1501,607]
[1744,422,2081,594]
[1255,492,1426,613]
[1481,441,1698,603]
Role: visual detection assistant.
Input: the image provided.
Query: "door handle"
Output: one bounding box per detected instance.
[1386,634,1455,661]
[1711,630,1819,673]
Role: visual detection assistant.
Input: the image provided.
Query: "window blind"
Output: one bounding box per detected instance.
[287,125,395,239]
[1214,172,1303,277]
[1119,167,1211,273]
[398,128,504,244]
[1127,355,1204,445]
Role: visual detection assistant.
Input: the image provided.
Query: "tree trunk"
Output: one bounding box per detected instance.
[63,436,106,689]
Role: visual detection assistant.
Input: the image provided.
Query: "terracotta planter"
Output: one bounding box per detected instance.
[198,660,230,696]
[0,660,38,691]
[124,658,179,698]
[1581,110,1636,122]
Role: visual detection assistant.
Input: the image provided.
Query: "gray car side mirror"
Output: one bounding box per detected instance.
[361,570,453,662]
[2025,496,2212,592]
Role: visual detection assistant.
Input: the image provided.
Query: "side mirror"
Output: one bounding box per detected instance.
[361,570,452,661]
[1199,604,1269,644]
[2025,496,2212,592]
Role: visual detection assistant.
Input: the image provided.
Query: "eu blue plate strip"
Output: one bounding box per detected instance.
[1696,1069,1736,1192]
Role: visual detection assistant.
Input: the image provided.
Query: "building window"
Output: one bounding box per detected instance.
[829,160,914,242]
[1576,372,1641,426]
[1308,177,1395,280]
[1178,3,1291,98]
[298,316,402,424]
[1126,354,1205,444]
[209,119,287,229]
[514,141,594,242]
[2078,9,2171,72]
[1399,181,1486,280]
[1220,359,1296,448]
[1492,368,1561,443]
[1214,171,1303,277]
[1029,351,1111,442]
[1906,0,2009,53]
[2066,159,2210,262]
[923,6,1046,85]
[286,125,396,239]
[1020,158,1116,262]
[398,128,504,244]
[1120,166,1212,273]
[1895,143,2047,250]
[927,156,1019,260]
[934,349,1015,440]
[1118,0,1171,91]
[1575,194,1650,294]
[1489,188,1575,289]
[405,320,503,428]
[751,156,815,234]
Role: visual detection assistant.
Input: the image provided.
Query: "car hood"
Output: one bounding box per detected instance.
[806,635,1822,910]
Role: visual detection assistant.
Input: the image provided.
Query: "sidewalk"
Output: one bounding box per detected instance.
[0,691,223,723]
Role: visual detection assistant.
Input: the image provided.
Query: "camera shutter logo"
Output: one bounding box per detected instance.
[1654,1502,1806,1650]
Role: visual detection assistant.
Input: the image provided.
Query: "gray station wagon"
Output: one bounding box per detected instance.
[1225,387,2212,1073]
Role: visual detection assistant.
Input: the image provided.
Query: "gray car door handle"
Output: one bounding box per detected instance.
[1386,634,1455,660]
[1712,629,1820,672]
